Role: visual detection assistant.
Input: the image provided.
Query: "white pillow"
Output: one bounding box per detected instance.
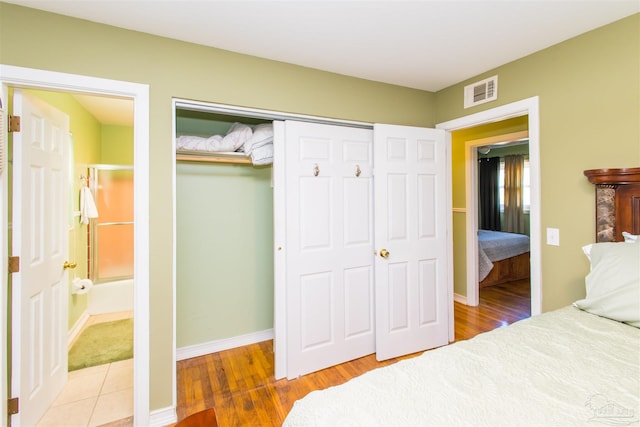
[574,242,640,328]
[622,231,639,243]
[582,231,638,261]
[582,244,593,261]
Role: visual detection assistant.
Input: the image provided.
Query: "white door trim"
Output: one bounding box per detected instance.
[0,91,7,424]
[436,96,542,338]
[0,65,150,425]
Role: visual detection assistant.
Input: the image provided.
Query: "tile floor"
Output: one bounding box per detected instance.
[37,312,134,427]
[37,359,133,427]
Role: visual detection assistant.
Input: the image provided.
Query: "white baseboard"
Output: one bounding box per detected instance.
[149,406,176,427]
[454,293,468,305]
[176,329,274,361]
[67,310,90,347]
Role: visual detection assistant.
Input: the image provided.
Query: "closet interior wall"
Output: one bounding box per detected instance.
[175,107,275,351]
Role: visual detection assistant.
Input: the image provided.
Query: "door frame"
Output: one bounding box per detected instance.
[0,65,150,425]
[437,96,541,340]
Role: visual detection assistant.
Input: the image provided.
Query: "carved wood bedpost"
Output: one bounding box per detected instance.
[584,167,640,242]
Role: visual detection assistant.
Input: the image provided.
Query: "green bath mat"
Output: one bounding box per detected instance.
[68,318,133,371]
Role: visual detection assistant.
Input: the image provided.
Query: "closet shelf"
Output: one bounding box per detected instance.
[176,150,252,164]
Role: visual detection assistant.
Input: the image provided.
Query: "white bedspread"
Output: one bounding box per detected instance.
[284,306,640,426]
[478,230,530,281]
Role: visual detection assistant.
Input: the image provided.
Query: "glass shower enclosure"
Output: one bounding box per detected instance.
[88,165,134,283]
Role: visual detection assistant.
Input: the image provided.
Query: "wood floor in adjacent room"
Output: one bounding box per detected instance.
[175,279,531,427]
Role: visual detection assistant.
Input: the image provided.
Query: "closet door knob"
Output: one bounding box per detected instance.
[379,249,390,259]
[63,261,77,270]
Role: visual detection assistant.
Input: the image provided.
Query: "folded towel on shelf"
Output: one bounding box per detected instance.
[244,123,273,155]
[80,186,98,224]
[243,123,274,165]
[251,142,273,165]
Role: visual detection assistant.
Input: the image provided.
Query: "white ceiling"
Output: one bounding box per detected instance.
[8,0,639,124]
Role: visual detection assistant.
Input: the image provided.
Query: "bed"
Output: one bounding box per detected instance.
[478,230,530,287]
[283,167,640,427]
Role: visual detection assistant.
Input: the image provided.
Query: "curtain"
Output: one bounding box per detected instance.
[503,154,526,234]
[478,157,501,231]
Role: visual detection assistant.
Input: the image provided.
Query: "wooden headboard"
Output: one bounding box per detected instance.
[584,167,640,242]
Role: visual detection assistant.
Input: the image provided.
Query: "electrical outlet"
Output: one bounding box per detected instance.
[547,228,560,246]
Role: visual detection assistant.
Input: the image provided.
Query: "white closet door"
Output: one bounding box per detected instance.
[282,121,375,379]
[274,121,450,378]
[373,124,448,361]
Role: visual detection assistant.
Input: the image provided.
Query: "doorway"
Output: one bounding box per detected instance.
[465,129,531,306]
[437,96,541,339]
[0,65,150,426]
[472,136,532,320]
[47,95,134,425]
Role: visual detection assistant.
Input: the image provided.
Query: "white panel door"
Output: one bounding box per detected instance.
[373,124,448,361]
[282,121,374,379]
[12,90,69,426]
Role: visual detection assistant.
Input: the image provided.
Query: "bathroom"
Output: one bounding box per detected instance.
[65,93,135,343]
[22,88,136,425]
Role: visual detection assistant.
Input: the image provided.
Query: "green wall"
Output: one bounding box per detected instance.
[437,13,640,309]
[176,162,274,346]
[0,2,436,411]
[101,125,134,165]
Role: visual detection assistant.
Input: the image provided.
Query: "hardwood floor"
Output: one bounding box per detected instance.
[455,278,530,341]
[175,279,531,426]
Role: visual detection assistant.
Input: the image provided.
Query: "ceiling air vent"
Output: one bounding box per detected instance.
[464,75,498,108]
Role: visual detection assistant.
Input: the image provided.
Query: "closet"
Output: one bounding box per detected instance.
[175,106,274,354]
[173,99,451,380]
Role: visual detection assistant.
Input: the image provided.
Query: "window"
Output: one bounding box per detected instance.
[498,157,530,212]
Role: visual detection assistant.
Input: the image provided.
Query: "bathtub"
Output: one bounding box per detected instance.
[87,278,134,315]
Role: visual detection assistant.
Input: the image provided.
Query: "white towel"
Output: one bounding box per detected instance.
[80,186,98,224]
[244,123,273,156]
[251,142,273,165]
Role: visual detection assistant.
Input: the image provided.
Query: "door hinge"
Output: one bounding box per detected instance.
[8,397,18,415]
[8,115,20,132]
[8,256,19,273]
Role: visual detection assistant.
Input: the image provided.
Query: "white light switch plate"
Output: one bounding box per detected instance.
[547,228,560,246]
